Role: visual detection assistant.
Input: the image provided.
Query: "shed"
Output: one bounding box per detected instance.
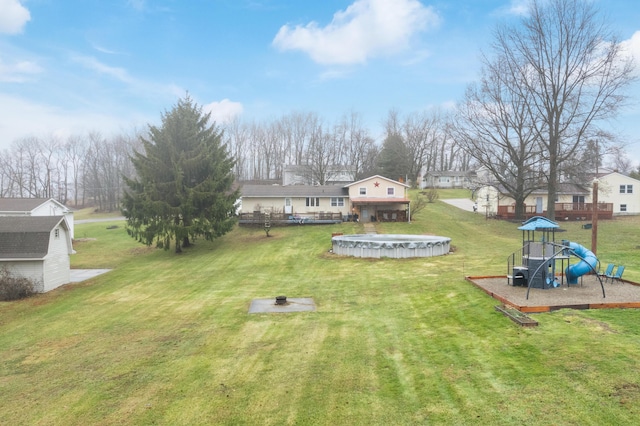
[0,216,74,292]
[0,198,75,239]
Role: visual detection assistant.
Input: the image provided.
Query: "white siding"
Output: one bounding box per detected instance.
[2,261,45,292]
[42,227,71,291]
[595,173,640,215]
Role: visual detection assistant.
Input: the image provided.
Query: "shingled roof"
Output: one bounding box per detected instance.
[0,198,53,212]
[0,216,68,260]
[241,184,348,197]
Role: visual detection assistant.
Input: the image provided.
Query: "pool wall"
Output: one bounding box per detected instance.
[332,234,451,258]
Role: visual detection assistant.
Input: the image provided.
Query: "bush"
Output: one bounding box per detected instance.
[0,267,36,301]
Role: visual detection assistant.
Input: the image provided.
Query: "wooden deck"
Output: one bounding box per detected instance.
[496,203,613,221]
[238,211,344,226]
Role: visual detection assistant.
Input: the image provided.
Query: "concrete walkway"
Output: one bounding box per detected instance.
[69,269,112,283]
[363,223,377,234]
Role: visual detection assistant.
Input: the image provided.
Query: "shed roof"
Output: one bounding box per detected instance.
[0,197,71,213]
[0,216,68,259]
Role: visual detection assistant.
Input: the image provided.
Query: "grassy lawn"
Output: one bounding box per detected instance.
[2,197,640,424]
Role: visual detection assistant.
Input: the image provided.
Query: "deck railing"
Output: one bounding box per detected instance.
[496,203,613,220]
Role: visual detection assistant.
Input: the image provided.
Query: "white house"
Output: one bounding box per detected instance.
[592,171,640,215]
[0,216,74,293]
[0,198,75,239]
[422,170,476,189]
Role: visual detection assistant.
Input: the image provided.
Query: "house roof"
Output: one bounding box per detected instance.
[0,197,71,213]
[241,184,348,197]
[0,216,68,259]
[350,197,411,205]
[344,175,409,188]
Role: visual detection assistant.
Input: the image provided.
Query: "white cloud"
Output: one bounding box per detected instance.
[0,94,138,149]
[0,58,42,82]
[203,99,244,123]
[621,31,640,72]
[272,0,439,65]
[0,0,30,34]
[71,55,132,83]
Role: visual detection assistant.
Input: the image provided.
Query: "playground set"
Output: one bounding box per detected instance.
[507,216,605,299]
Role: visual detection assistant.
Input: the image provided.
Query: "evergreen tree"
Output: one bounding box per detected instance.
[376,134,410,182]
[123,96,239,253]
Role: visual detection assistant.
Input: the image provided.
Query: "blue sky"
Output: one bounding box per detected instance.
[2,0,640,161]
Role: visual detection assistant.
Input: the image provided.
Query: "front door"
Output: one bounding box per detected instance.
[536,197,543,214]
[361,208,369,223]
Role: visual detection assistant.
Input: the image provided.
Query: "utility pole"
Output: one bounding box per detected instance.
[591,179,598,255]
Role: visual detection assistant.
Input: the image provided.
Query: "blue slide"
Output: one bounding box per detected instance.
[565,242,598,284]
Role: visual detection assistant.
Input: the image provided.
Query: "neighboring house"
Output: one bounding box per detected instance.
[475,182,610,220]
[422,170,476,189]
[592,171,640,216]
[0,198,75,239]
[0,216,74,293]
[239,175,411,223]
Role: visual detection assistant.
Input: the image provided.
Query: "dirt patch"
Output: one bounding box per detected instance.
[73,238,97,243]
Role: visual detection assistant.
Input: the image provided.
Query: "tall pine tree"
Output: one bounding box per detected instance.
[123,96,239,253]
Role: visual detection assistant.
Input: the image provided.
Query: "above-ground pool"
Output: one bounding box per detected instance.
[332,234,451,258]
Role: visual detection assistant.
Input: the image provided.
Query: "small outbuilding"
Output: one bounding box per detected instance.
[0,216,74,293]
[0,198,75,239]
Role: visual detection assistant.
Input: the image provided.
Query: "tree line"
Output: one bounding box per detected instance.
[0,108,462,209]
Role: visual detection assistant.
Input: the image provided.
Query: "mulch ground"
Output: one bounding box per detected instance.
[467,274,640,312]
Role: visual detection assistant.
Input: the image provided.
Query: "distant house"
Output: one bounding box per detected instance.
[239,175,411,224]
[0,216,74,293]
[0,198,75,239]
[422,170,475,189]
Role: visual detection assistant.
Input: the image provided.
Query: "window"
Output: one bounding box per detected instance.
[359,187,366,195]
[620,185,633,194]
[331,197,344,207]
[306,197,320,207]
[387,187,395,196]
[628,185,633,194]
[621,204,627,212]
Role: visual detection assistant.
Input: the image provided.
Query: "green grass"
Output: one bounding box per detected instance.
[2,199,640,424]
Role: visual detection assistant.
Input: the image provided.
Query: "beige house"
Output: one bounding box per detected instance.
[345,175,411,223]
[239,184,350,218]
[239,175,411,223]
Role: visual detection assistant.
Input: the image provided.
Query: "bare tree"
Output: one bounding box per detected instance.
[494,0,636,218]
[455,52,544,219]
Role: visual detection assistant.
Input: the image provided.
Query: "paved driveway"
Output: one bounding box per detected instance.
[442,198,477,212]
[69,269,112,283]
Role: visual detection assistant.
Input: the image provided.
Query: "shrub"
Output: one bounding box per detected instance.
[0,267,36,301]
